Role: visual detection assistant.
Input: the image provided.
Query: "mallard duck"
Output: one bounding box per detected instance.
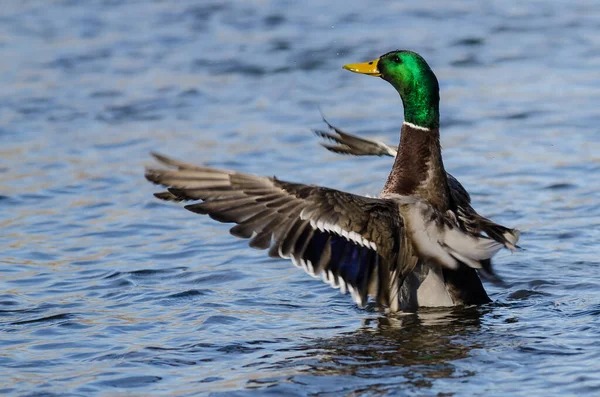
[145,50,520,312]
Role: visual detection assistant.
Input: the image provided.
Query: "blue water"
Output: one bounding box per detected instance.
[1,1,600,396]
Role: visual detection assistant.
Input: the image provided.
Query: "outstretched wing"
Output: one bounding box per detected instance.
[145,153,413,310]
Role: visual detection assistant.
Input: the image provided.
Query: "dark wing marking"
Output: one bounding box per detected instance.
[145,153,415,310]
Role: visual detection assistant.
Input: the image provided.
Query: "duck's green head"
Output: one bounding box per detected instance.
[343,50,440,129]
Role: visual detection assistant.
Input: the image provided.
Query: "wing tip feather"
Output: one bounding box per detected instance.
[154,191,182,201]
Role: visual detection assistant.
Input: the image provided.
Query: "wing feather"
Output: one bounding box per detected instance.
[146,153,413,309]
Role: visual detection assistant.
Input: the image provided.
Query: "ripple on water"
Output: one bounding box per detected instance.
[1,0,600,396]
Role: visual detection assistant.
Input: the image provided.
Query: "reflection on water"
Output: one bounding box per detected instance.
[243,307,487,395]
[318,308,484,370]
[1,0,600,396]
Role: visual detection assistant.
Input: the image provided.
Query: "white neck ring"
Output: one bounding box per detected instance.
[403,121,431,131]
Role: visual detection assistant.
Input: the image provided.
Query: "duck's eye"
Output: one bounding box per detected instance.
[393,55,402,64]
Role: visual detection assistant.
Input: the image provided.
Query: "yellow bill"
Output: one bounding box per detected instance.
[342,58,381,76]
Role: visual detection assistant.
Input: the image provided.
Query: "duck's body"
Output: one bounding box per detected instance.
[315,118,520,308]
[146,50,519,312]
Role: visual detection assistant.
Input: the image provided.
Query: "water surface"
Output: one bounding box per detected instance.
[1,1,600,396]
